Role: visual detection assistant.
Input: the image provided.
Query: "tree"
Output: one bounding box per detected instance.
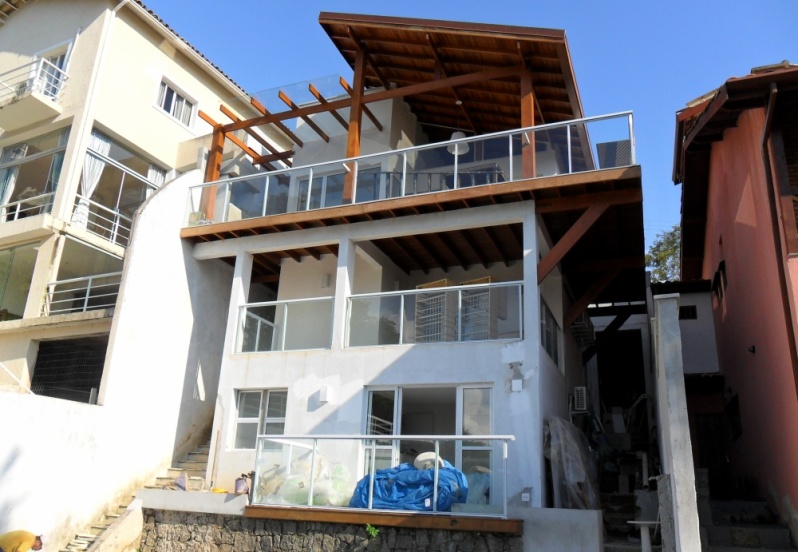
[646,225,681,282]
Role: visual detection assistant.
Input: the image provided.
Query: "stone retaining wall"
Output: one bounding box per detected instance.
[140,509,523,552]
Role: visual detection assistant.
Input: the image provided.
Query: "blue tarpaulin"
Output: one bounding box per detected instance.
[349,461,468,511]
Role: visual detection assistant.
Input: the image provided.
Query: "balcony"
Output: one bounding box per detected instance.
[252,434,514,518]
[71,195,133,248]
[42,272,122,316]
[184,112,636,231]
[348,281,523,347]
[0,59,68,130]
[238,297,334,352]
[0,191,54,222]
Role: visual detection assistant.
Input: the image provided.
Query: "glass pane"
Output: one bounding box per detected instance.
[364,446,395,474]
[241,304,277,352]
[348,295,401,347]
[462,388,491,445]
[266,390,287,418]
[282,300,332,351]
[462,449,492,505]
[238,391,261,419]
[324,172,344,207]
[234,422,258,449]
[0,242,38,319]
[265,174,289,215]
[263,422,284,435]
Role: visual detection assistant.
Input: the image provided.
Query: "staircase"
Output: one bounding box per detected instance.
[702,500,795,552]
[603,492,662,552]
[59,441,210,551]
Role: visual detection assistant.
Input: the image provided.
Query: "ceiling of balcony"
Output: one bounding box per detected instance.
[319,13,583,144]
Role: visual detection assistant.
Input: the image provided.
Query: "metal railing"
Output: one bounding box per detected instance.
[0,58,68,103]
[348,281,523,347]
[253,434,514,517]
[42,271,122,316]
[72,195,133,247]
[238,297,334,352]
[186,111,635,226]
[0,191,55,221]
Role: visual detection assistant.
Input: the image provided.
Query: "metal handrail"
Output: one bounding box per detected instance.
[72,195,133,247]
[43,271,122,316]
[0,58,68,103]
[0,191,55,221]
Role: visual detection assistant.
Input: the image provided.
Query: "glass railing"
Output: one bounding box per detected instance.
[253,434,514,517]
[0,58,68,104]
[238,297,334,352]
[348,281,522,347]
[185,111,636,226]
[42,271,122,316]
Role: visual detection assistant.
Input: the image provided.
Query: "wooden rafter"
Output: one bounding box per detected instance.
[340,77,383,131]
[425,33,476,133]
[434,232,469,270]
[482,226,511,267]
[308,83,349,131]
[537,202,610,284]
[581,312,631,364]
[389,237,427,274]
[253,255,281,275]
[347,27,392,90]
[199,110,277,171]
[279,90,330,142]
[219,105,293,168]
[250,97,304,147]
[460,229,490,269]
[564,266,623,329]
[535,189,642,214]
[297,247,321,261]
[409,235,447,273]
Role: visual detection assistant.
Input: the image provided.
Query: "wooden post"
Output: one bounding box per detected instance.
[200,126,225,220]
[343,48,366,204]
[520,66,536,179]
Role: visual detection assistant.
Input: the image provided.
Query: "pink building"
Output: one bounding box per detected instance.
[674,62,798,538]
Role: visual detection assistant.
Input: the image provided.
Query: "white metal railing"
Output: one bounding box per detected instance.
[186,111,636,226]
[238,297,334,352]
[0,58,68,104]
[42,271,122,316]
[71,195,133,247]
[0,191,55,221]
[348,281,523,347]
[253,434,514,517]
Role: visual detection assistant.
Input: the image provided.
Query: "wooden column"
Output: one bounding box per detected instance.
[200,126,225,220]
[520,66,536,179]
[343,48,366,204]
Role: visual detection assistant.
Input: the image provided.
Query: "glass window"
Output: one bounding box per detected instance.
[234,389,287,449]
[158,81,194,126]
[0,242,40,320]
[540,298,560,367]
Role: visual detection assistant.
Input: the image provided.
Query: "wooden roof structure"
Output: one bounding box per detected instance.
[188,13,646,320]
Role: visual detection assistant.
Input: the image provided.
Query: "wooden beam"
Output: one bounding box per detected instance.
[535,189,642,214]
[409,234,447,273]
[389,237,428,274]
[460,229,491,269]
[224,64,524,132]
[219,104,293,168]
[537,202,609,284]
[564,267,622,329]
[308,83,349,131]
[340,77,383,132]
[483,226,512,267]
[279,90,330,143]
[298,247,321,261]
[253,255,281,275]
[582,312,631,363]
[426,33,476,133]
[572,257,645,273]
[520,65,536,178]
[343,48,366,205]
[347,26,392,91]
[435,232,470,270]
[250,97,304,147]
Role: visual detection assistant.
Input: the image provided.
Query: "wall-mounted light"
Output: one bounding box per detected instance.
[748,345,756,354]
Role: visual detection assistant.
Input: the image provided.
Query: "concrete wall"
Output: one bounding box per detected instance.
[700,108,798,536]
[678,291,720,374]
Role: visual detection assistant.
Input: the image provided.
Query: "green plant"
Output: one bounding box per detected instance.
[365,523,380,538]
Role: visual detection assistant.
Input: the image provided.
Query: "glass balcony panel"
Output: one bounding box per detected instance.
[228,177,267,220]
[239,298,333,352]
[265,174,290,215]
[348,295,402,347]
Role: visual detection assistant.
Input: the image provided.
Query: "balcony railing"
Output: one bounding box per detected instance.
[253,434,514,517]
[238,297,334,352]
[0,58,68,104]
[71,195,133,247]
[186,111,635,226]
[42,271,122,316]
[0,191,54,221]
[348,281,523,347]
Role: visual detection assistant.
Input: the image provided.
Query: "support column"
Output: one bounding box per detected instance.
[343,48,366,204]
[331,238,356,350]
[200,126,225,220]
[520,66,536,179]
[23,234,62,319]
[223,252,253,355]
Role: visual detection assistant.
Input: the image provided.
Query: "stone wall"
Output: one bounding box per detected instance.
[140,510,523,552]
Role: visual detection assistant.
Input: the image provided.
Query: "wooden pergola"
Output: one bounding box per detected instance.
[188,13,646,322]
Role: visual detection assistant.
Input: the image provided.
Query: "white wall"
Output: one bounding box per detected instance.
[678,291,720,374]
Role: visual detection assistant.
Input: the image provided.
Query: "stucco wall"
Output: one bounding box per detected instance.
[679,291,720,374]
[701,108,798,531]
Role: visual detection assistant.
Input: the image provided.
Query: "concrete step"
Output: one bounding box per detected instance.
[153,475,205,491]
[186,451,209,462]
[175,459,207,469]
[711,500,778,525]
[707,546,795,552]
[167,467,206,478]
[707,523,792,549]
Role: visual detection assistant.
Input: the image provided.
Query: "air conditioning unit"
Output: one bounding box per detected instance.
[573,386,587,412]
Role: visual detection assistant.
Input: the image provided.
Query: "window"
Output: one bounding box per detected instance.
[540,298,560,367]
[234,389,287,449]
[157,81,194,126]
[679,305,698,320]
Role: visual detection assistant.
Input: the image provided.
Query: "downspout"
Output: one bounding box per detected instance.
[761,83,798,398]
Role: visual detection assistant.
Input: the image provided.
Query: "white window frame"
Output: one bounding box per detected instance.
[540,297,562,371]
[233,389,287,450]
[155,78,196,128]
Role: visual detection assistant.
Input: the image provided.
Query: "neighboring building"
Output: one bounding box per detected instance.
[0,0,287,546]
[673,62,798,538]
[115,12,648,550]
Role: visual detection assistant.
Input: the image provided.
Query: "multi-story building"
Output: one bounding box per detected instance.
[117,12,648,550]
[0,0,287,545]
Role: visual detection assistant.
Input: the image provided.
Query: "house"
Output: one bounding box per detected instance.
[114,12,649,551]
[0,0,288,546]
[673,61,798,541]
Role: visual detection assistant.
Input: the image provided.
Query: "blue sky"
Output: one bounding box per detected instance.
[143,1,798,249]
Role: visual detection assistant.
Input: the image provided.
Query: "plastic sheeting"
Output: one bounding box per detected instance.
[349,460,468,511]
[543,416,600,510]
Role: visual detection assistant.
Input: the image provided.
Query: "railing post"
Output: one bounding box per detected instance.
[253,313,261,352]
[503,440,509,517]
[280,304,288,351]
[261,176,270,217]
[401,152,407,197]
[457,289,463,342]
[305,169,314,211]
[518,284,524,338]
[222,183,231,222]
[566,125,573,173]
[432,440,440,512]
[82,276,93,313]
[508,134,514,182]
[399,295,405,345]
[307,438,318,507]
[628,113,636,165]
[368,439,377,510]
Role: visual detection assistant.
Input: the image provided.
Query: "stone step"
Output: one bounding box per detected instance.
[707,523,792,549]
[186,451,209,462]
